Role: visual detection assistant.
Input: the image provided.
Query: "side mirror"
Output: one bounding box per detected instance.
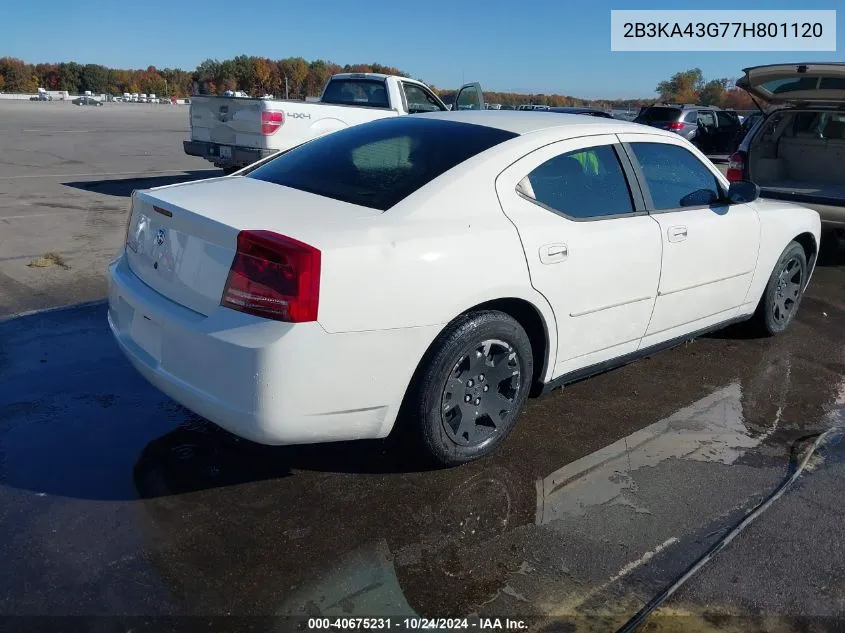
[727,180,760,204]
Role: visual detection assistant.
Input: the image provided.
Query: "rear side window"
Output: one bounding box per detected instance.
[683,111,699,123]
[247,117,517,211]
[636,107,682,123]
[321,79,390,108]
[518,145,634,219]
[629,142,722,210]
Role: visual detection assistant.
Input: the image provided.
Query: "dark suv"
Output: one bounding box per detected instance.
[634,104,742,154]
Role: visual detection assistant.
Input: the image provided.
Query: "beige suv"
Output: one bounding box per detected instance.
[728,62,845,237]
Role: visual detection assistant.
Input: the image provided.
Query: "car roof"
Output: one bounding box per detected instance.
[416,110,649,136]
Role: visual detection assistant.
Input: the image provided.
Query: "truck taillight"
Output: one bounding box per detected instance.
[261,110,284,135]
[221,230,321,323]
[726,151,746,182]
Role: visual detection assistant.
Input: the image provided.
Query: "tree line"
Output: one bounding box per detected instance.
[0,56,758,110]
[655,68,756,111]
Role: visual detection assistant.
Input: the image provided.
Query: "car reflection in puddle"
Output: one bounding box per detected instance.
[131,348,845,624]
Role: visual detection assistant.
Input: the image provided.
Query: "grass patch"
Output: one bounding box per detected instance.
[28,252,70,269]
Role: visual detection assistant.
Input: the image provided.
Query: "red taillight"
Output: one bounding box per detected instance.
[668,122,685,130]
[726,151,746,182]
[221,230,320,323]
[261,110,284,135]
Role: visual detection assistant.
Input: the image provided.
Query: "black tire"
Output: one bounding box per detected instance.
[406,310,533,467]
[222,166,239,175]
[750,240,807,336]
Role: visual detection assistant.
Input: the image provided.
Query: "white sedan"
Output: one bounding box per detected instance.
[108,111,820,465]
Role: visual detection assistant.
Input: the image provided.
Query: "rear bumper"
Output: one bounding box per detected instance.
[183,140,276,168]
[107,254,435,445]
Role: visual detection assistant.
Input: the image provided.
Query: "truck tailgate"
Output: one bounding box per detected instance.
[189,97,270,149]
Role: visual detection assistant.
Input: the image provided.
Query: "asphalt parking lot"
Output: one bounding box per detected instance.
[2,101,845,632]
[0,100,215,316]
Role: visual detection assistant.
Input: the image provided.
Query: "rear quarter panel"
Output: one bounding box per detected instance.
[314,161,559,381]
[740,199,822,311]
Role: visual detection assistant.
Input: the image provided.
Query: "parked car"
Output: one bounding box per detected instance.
[729,62,845,237]
[634,104,742,154]
[184,73,484,173]
[72,96,103,106]
[546,106,614,118]
[111,112,820,466]
[29,94,52,101]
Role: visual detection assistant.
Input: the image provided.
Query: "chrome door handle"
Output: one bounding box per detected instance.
[539,243,568,264]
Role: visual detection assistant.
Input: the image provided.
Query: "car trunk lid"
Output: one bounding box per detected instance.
[124,176,380,316]
[736,63,845,107]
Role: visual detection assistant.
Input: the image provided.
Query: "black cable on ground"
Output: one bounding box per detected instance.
[613,426,844,633]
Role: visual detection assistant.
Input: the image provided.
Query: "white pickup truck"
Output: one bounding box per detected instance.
[183,73,485,172]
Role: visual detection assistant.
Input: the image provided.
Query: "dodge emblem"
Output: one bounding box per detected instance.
[154,228,166,246]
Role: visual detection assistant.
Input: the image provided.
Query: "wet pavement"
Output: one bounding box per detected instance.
[1,238,844,632]
[648,427,845,632]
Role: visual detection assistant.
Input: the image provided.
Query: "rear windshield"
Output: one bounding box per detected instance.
[321,78,391,108]
[762,76,845,94]
[635,107,682,122]
[247,117,518,211]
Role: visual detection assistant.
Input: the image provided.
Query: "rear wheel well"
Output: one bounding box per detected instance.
[461,298,549,389]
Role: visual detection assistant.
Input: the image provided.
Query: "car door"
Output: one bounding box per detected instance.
[616,133,761,347]
[496,135,662,378]
[715,110,741,153]
[453,82,485,111]
[695,110,718,153]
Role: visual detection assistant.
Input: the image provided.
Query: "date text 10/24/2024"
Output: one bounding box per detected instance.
[306,617,528,631]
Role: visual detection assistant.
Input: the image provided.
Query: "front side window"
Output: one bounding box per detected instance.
[697,111,717,127]
[402,83,444,113]
[629,142,723,210]
[456,85,483,110]
[517,145,634,219]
